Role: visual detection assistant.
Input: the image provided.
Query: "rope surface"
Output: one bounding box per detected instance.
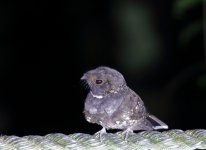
[0,129,205,150]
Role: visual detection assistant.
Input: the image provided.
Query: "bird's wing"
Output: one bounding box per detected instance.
[110,89,147,123]
[130,92,168,130]
[127,90,147,120]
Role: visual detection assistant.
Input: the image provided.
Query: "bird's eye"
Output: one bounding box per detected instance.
[96,80,103,84]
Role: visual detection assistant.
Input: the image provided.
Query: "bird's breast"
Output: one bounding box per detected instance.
[85,93,124,116]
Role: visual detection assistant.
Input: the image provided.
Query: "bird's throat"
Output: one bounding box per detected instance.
[90,91,103,99]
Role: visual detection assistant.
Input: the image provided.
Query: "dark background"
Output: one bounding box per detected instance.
[0,0,205,136]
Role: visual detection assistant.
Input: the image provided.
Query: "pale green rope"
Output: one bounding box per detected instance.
[0,129,205,150]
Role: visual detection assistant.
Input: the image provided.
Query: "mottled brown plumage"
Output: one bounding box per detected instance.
[81,66,168,139]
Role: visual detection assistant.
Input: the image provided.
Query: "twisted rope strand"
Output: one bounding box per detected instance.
[0,129,205,150]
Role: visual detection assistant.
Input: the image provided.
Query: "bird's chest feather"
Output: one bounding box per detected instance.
[85,94,124,116]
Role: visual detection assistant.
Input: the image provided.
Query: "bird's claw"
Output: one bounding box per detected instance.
[94,127,106,142]
[122,128,133,141]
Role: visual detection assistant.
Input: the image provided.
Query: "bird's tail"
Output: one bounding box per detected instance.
[147,114,168,130]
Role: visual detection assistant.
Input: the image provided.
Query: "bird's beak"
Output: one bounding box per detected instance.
[81,74,86,80]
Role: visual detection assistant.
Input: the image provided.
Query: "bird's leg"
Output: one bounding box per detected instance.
[122,128,133,141]
[94,127,106,142]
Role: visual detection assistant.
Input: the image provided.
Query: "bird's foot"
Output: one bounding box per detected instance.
[122,128,133,141]
[94,127,106,142]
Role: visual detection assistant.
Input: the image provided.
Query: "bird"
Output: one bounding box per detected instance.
[81,66,168,140]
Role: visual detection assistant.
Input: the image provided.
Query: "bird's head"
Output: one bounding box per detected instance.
[81,66,126,97]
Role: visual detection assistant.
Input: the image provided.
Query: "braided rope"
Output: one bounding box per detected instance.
[0,129,205,150]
